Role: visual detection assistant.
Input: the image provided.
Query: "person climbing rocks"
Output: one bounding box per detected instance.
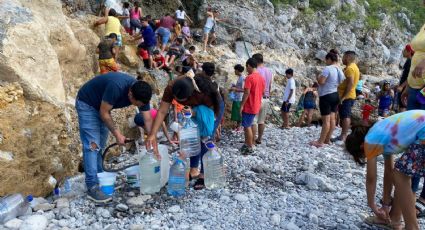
[129,1,143,34]
[182,21,192,44]
[297,83,319,127]
[240,58,265,155]
[345,110,425,230]
[145,63,222,190]
[203,9,225,52]
[377,81,394,117]
[175,5,193,26]
[133,17,156,69]
[94,8,124,49]
[165,37,185,66]
[97,33,119,74]
[397,44,415,112]
[280,68,296,129]
[229,64,245,132]
[252,53,273,145]
[332,51,360,142]
[156,13,176,53]
[121,2,131,34]
[310,50,345,148]
[76,72,154,203]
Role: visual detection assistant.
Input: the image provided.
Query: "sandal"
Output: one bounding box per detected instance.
[364,216,392,230]
[255,139,262,145]
[193,178,205,190]
[416,199,425,218]
[310,141,324,148]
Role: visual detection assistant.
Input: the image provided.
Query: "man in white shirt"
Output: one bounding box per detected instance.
[281,68,296,129]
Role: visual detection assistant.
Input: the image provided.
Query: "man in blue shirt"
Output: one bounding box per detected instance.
[134,17,157,69]
[76,72,154,203]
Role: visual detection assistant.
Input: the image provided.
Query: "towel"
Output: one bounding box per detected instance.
[192,105,215,137]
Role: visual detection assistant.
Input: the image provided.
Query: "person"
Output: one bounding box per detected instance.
[172,22,182,42]
[165,37,185,66]
[332,51,360,142]
[240,58,265,155]
[97,33,119,74]
[129,2,143,34]
[397,44,415,112]
[310,50,345,148]
[182,21,192,44]
[133,17,156,69]
[121,2,131,34]
[156,14,175,53]
[252,53,273,144]
[297,83,319,127]
[203,9,224,52]
[377,81,394,117]
[152,50,171,72]
[281,68,296,129]
[229,64,245,132]
[94,9,124,48]
[146,15,157,31]
[345,110,425,230]
[175,5,193,26]
[356,75,364,98]
[76,72,154,203]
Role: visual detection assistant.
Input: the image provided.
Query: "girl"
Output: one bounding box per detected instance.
[345,110,425,230]
[377,81,394,117]
[297,83,319,127]
[130,2,143,34]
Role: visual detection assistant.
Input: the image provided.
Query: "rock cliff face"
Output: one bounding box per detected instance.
[0,0,417,196]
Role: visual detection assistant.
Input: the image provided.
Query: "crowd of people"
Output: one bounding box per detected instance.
[75,1,425,229]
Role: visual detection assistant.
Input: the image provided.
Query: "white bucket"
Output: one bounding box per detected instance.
[97,172,117,196]
[124,165,140,188]
[170,122,179,133]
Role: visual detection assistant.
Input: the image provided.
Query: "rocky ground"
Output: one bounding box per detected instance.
[2,125,425,230]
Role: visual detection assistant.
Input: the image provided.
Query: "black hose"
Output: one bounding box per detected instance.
[102,139,137,173]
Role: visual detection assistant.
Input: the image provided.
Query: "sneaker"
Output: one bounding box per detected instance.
[87,186,112,203]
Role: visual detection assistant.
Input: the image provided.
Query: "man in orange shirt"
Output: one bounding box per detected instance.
[240,58,265,155]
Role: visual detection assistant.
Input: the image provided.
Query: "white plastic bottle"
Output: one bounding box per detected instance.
[203,142,226,189]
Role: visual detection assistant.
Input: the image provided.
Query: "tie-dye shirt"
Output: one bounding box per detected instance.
[364,110,425,159]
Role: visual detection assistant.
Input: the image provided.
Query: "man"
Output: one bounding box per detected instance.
[76,72,154,203]
[240,58,265,155]
[281,68,296,129]
[332,51,360,142]
[133,17,156,68]
[156,14,175,53]
[397,44,414,112]
[251,53,273,145]
[94,9,124,48]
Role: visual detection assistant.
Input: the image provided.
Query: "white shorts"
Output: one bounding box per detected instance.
[254,98,270,125]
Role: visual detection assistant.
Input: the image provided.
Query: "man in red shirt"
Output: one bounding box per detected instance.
[240,58,265,155]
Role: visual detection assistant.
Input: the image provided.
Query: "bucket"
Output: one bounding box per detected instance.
[97,172,117,196]
[124,165,140,188]
[170,122,179,133]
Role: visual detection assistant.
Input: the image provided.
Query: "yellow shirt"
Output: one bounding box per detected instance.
[338,63,360,100]
[105,16,121,36]
[408,24,425,89]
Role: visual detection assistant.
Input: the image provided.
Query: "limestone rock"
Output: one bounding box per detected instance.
[4,218,23,229]
[19,215,48,230]
[119,45,139,68]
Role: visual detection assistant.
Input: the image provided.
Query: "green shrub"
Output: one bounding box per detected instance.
[365,15,381,30]
[309,0,336,10]
[336,6,358,23]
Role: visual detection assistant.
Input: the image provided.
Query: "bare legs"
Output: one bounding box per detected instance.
[244,126,254,148]
[394,171,419,230]
[311,112,335,147]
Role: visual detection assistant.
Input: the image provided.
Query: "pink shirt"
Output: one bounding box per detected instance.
[257,66,273,97]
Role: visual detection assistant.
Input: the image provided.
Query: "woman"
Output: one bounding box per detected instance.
[145,63,223,190]
[345,110,425,230]
[175,5,193,26]
[297,83,319,127]
[130,2,143,34]
[203,9,224,52]
[310,50,344,147]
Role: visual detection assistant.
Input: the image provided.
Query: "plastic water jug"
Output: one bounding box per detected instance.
[179,112,201,158]
[167,156,186,197]
[0,194,33,224]
[136,141,170,187]
[203,142,226,189]
[139,148,161,194]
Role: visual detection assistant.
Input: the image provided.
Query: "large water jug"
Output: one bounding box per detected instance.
[0,194,32,224]
[179,112,201,158]
[136,141,170,187]
[203,142,226,189]
[139,148,161,194]
[167,156,186,197]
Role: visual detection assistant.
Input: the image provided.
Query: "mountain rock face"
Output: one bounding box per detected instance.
[0,0,416,196]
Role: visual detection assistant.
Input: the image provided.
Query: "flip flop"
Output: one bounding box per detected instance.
[416,199,425,218]
[193,178,205,190]
[364,216,392,230]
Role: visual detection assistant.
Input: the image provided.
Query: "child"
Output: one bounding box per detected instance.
[229,64,245,132]
[345,110,425,230]
[173,23,182,42]
[138,48,150,69]
[165,37,185,66]
[182,46,197,69]
[297,83,318,127]
[121,2,131,35]
[153,50,171,72]
[281,68,296,129]
[182,21,192,44]
[97,33,119,74]
[377,81,394,117]
[133,108,174,144]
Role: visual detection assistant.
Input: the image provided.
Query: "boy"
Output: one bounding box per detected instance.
[133,17,156,69]
[153,50,171,72]
[281,68,296,129]
[165,37,185,66]
[229,64,245,132]
[240,58,265,155]
[97,33,119,74]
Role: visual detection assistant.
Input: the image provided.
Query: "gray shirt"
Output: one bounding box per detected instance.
[318,65,345,97]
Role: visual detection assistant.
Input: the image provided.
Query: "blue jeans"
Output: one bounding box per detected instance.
[76,100,109,189]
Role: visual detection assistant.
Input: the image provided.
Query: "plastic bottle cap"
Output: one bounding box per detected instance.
[206,142,215,149]
[54,188,60,195]
[27,195,33,202]
[184,112,191,117]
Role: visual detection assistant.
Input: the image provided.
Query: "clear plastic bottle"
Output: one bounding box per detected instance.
[0,194,33,224]
[203,142,226,189]
[139,149,161,194]
[167,155,186,197]
[179,112,201,158]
